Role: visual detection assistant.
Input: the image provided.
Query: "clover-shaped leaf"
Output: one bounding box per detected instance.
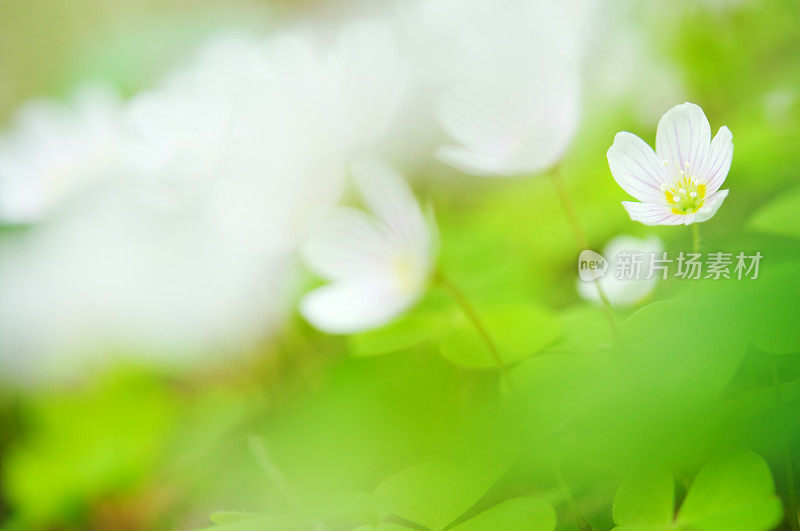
[450,497,556,531]
[620,301,747,404]
[612,450,782,531]
[374,458,508,530]
[349,308,441,357]
[438,302,561,368]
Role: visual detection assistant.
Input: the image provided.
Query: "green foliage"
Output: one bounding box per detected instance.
[1,373,177,528]
[450,497,556,531]
[348,302,444,357]
[748,186,800,240]
[612,466,674,529]
[612,451,783,531]
[4,1,800,529]
[438,302,560,368]
[374,458,508,530]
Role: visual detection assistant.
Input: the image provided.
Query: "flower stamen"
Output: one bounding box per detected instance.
[664,175,706,215]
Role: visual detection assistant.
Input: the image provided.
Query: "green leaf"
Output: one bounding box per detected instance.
[611,451,782,531]
[450,497,556,531]
[748,263,800,354]
[375,458,507,530]
[438,303,561,368]
[612,466,674,529]
[620,301,747,405]
[555,305,614,353]
[349,310,439,357]
[748,186,800,240]
[676,450,783,531]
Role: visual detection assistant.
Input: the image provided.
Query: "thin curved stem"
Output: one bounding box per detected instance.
[435,270,512,388]
[548,166,621,341]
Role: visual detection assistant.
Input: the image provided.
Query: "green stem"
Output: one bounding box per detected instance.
[691,223,701,255]
[770,360,800,531]
[548,166,621,342]
[435,271,512,389]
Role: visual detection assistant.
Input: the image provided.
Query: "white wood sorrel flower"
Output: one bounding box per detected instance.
[436,68,581,177]
[608,102,732,225]
[299,159,435,334]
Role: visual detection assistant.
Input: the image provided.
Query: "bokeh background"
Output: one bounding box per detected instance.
[1,0,800,529]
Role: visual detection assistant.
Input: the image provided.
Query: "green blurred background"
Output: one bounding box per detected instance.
[1,0,800,530]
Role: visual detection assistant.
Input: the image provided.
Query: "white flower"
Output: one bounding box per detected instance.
[0,24,408,381]
[300,159,435,334]
[608,102,732,225]
[435,69,581,177]
[425,0,588,177]
[0,83,125,223]
[576,235,663,307]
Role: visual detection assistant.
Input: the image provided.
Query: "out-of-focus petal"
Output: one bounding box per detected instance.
[655,102,711,179]
[299,275,417,334]
[576,234,663,307]
[621,201,685,226]
[352,157,431,258]
[435,145,518,177]
[300,207,391,280]
[435,70,580,177]
[607,132,671,203]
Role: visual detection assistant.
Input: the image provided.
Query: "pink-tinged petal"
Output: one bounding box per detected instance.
[692,189,729,224]
[300,207,392,280]
[607,132,671,202]
[655,102,711,179]
[699,126,733,194]
[299,274,418,334]
[622,201,686,226]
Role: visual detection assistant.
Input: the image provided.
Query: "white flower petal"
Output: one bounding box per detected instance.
[621,201,686,226]
[607,132,671,202]
[299,274,417,334]
[699,126,733,194]
[692,189,729,224]
[435,72,579,177]
[436,88,524,176]
[576,235,663,307]
[300,207,392,280]
[351,158,431,260]
[435,145,521,177]
[655,102,711,179]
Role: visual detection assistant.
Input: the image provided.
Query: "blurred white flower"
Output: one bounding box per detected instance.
[577,235,663,307]
[436,69,581,177]
[423,0,590,177]
[0,20,411,382]
[325,20,409,154]
[608,102,732,226]
[300,159,435,334]
[0,83,125,223]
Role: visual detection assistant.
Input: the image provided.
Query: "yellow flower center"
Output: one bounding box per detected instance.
[663,176,706,215]
[393,253,424,294]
